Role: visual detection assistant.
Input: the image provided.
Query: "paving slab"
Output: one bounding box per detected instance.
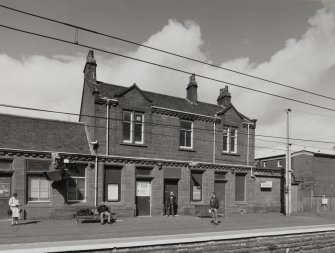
[0,212,335,252]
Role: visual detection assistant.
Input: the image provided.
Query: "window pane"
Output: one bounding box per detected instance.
[28,175,50,201]
[123,122,131,141]
[223,136,228,151]
[230,136,235,152]
[77,178,85,200]
[185,131,192,147]
[123,111,131,121]
[180,130,186,146]
[135,113,143,122]
[134,123,143,142]
[180,121,192,129]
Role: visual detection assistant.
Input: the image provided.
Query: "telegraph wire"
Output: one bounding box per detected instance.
[1,24,335,115]
[0,4,334,102]
[2,102,335,149]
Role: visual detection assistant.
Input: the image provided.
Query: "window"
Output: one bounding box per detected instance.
[26,160,51,203]
[263,161,267,168]
[28,175,50,202]
[190,171,203,201]
[105,166,122,202]
[123,111,144,144]
[223,126,237,153]
[277,159,283,168]
[67,165,86,202]
[235,173,246,201]
[180,120,193,148]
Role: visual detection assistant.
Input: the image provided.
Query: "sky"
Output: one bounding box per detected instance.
[1,0,335,158]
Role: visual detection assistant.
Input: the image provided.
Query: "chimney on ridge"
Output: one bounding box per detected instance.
[217,86,231,107]
[83,50,97,81]
[186,74,198,104]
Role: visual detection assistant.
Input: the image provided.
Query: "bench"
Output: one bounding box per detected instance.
[74,208,116,224]
[194,205,224,220]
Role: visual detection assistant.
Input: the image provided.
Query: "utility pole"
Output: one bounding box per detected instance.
[285,109,292,216]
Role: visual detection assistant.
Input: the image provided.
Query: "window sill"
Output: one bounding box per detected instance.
[120,143,148,148]
[178,148,196,152]
[221,152,240,156]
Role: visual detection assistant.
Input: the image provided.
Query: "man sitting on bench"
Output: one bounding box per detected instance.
[97,202,113,225]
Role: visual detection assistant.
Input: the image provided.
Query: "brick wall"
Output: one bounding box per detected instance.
[71,231,335,252]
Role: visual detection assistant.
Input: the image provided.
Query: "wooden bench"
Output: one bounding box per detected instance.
[74,208,116,224]
[195,205,224,220]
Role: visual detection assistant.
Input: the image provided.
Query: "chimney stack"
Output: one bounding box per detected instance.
[217,86,231,106]
[186,74,198,104]
[83,50,97,81]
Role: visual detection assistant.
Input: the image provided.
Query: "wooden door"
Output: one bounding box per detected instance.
[0,175,11,219]
[214,180,226,213]
[164,179,178,215]
[136,181,151,216]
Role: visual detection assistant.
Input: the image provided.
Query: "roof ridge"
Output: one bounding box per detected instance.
[0,112,85,125]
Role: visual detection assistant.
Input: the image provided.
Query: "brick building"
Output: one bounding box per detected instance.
[0,50,285,219]
[256,150,335,213]
[0,113,94,219]
[78,50,283,217]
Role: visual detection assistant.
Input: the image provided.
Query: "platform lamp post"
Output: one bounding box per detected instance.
[285,109,292,216]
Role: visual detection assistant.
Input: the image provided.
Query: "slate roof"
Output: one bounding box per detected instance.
[0,113,91,154]
[93,81,233,118]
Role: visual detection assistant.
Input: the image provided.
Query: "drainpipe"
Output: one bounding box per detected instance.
[213,114,218,164]
[106,101,110,156]
[90,141,99,207]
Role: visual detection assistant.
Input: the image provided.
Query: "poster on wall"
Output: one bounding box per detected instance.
[107,184,119,201]
[192,186,201,200]
[136,182,151,197]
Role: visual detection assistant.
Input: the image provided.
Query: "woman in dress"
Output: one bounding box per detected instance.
[9,193,21,226]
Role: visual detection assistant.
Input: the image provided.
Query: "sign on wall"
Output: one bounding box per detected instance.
[136,182,151,197]
[260,181,273,188]
[107,184,119,201]
[192,186,201,200]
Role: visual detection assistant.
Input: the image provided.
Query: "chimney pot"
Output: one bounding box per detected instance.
[217,86,231,106]
[186,74,198,104]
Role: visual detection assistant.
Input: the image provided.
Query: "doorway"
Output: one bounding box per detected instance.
[0,174,11,219]
[136,181,151,216]
[214,180,226,213]
[164,179,178,215]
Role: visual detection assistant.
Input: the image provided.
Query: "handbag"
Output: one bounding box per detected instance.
[7,206,12,216]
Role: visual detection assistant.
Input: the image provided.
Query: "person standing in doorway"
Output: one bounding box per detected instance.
[9,193,21,226]
[209,192,219,225]
[167,191,176,216]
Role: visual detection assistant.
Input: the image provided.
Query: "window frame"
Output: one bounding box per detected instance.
[222,126,238,154]
[179,119,193,149]
[122,110,144,145]
[67,166,87,203]
[27,174,50,203]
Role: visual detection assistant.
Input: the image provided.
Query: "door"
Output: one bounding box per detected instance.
[0,175,11,219]
[164,179,178,215]
[214,180,226,213]
[136,181,151,216]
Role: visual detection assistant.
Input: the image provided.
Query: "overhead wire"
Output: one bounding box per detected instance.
[1,23,335,115]
[0,4,334,102]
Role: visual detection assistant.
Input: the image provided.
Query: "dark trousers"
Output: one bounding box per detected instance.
[167,204,175,216]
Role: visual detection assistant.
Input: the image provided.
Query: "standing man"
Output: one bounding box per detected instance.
[209,192,219,225]
[97,202,113,225]
[167,191,176,216]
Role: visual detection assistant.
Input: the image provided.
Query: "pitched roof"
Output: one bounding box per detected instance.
[93,81,232,117]
[0,113,91,154]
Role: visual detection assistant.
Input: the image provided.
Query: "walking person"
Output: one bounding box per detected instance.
[9,193,21,226]
[209,192,219,225]
[167,191,176,216]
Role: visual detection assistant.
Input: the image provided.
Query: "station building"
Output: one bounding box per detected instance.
[0,51,284,219]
